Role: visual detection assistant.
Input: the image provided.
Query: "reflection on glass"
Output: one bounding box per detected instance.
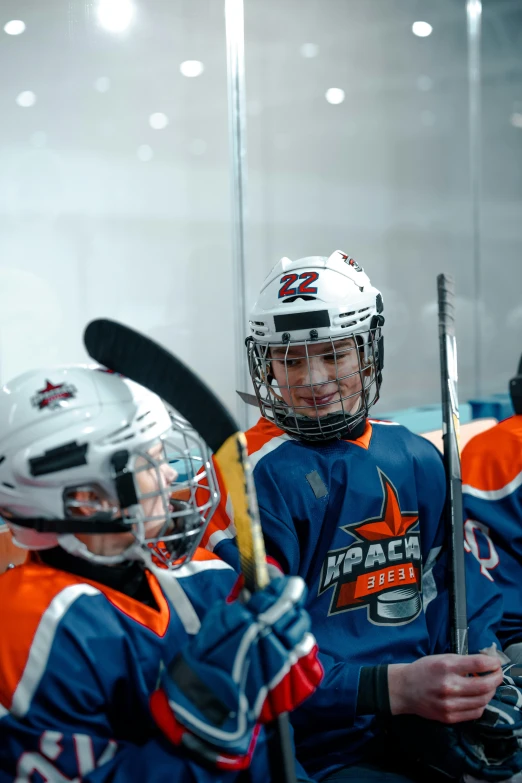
[4,20,25,35]
[96,0,136,33]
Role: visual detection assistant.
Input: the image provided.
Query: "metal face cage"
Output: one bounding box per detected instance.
[247,327,383,442]
[62,410,219,568]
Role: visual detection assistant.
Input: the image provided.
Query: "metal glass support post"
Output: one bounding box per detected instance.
[466,0,482,396]
[225,0,249,429]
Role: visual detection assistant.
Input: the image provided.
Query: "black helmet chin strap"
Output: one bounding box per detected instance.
[9,516,130,534]
[276,409,367,443]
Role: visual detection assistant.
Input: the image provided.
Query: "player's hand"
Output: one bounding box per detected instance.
[150,575,323,771]
[388,653,503,723]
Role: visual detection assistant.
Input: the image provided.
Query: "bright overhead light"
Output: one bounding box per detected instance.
[412,21,433,37]
[467,0,482,23]
[94,76,111,93]
[511,113,522,129]
[137,144,153,162]
[16,91,36,108]
[325,88,345,105]
[4,20,26,35]
[149,112,169,130]
[300,43,319,58]
[96,0,135,33]
[179,60,204,78]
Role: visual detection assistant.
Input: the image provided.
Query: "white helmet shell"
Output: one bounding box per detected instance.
[247,250,384,441]
[0,366,218,567]
[249,250,383,345]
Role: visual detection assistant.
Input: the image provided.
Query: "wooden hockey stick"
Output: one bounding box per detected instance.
[83,318,297,783]
[437,274,468,655]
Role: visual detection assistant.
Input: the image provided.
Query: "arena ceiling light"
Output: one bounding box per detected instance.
[412,21,433,37]
[4,20,26,35]
[325,88,345,105]
[149,112,169,130]
[16,91,36,108]
[94,76,111,93]
[96,0,136,33]
[300,43,319,58]
[179,60,205,78]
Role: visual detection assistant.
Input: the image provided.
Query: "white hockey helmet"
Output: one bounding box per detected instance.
[0,366,218,568]
[247,250,384,440]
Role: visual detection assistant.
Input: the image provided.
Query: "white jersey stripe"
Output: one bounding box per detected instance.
[206,524,237,553]
[205,492,237,552]
[10,584,100,719]
[171,558,233,578]
[422,545,442,612]
[462,469,522,501]
[150,567,202,635]
[249,432,293,471]
[369,419,400,426]
[205,484,236,552]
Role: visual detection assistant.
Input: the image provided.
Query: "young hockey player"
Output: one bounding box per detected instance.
[462,354,522,658]
[0,365,322,782]
[202,251,522,782]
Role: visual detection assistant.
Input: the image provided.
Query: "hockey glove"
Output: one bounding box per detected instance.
[150,575,323,771]
[388,664,522,782]
[457,663,522,781]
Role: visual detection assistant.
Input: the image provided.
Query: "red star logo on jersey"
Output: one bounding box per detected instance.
[31,379,77,411]
[351,476,418,541]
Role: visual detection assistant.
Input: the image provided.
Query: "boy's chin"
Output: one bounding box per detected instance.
[294,403,343,419]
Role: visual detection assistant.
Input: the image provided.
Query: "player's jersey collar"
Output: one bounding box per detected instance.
[255,415,373,450]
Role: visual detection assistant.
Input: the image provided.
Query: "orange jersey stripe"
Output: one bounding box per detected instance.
[191,546,226,562]
[200,460,232,550]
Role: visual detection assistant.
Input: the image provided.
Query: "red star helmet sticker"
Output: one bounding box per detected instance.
[41,380,62,393]
[32,379,77,410]
[352,474,418,541]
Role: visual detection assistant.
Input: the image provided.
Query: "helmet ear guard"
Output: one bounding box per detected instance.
[509,354,522,415]
[111,450,139,509]
[369,313,385,384]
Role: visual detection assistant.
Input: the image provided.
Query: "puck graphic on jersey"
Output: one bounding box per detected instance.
[376,587,421,620]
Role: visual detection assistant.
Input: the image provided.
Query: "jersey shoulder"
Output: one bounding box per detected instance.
[0,561,107,711]
[245,417,293,455]
[370,419,444,463]
[462,416,522,494]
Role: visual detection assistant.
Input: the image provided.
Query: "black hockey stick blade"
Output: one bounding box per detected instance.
[84,318,268,593]
[236,389,258,407]
[437,274,468,655]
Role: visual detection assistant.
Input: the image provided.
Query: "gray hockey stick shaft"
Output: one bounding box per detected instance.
[437,274,468,655]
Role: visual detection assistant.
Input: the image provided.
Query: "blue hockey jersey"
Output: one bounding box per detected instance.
[203,417,504,780]
[462,415,522,653]
[0,549,281,782]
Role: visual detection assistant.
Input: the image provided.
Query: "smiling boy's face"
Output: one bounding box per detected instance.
[269,336,368,419]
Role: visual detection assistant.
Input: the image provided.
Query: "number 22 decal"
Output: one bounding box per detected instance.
[278,271,319,298]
